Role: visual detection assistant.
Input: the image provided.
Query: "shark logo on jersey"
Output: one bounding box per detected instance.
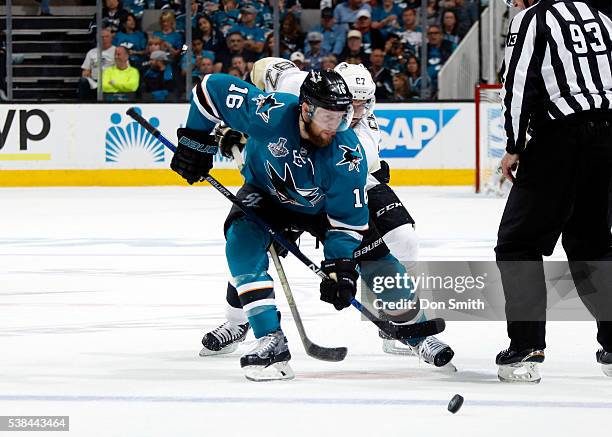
[252,94,285,123]
[267,137,289,158]
[336,144,363,172]
[265,161,322,207]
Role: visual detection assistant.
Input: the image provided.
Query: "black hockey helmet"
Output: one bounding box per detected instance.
[299,70,354,131]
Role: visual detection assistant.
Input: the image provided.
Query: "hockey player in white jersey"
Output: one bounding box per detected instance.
[201,59,455,369]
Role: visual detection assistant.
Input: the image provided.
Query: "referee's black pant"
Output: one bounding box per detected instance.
[495,110,612,352]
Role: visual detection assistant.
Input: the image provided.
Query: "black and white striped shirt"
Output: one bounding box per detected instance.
[500,0,612,153]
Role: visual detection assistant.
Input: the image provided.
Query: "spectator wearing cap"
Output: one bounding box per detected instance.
[152,10,184,58]
[339,29,370,68]
[113,12,148,69]
[102,45,139,99]
[398,8,423,54]
[353,9,385,54]
[333,0,372,28]
[371,0,403,37]
[303,31,329,72]
[214,31,258,73]
[369,48,393,100]
[212,0,241,35]
[142,50,174,102]
[290,51,306,70]
[306,7,346,57]
[229,5,267,53]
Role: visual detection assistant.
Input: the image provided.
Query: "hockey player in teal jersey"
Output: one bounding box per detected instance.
[171,70,371,380]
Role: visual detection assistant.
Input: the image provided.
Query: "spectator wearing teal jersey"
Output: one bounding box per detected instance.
[371,0,403,37]
[153,10,184,58]
[228,5,267,54]
[113,12,148,69]
[211,0,240,35]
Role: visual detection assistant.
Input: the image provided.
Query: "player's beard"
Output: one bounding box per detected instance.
[304,120,335,147]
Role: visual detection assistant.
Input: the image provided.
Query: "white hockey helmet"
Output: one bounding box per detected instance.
[333,62,376,124]
[334,62,376,102]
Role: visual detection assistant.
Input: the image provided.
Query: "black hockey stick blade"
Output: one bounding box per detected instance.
[305,339,348,362]
[378,318,446,340]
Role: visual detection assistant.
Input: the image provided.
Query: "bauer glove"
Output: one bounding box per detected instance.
[171,127,218,184]
[215,125,248,159]
[320,258,359,311]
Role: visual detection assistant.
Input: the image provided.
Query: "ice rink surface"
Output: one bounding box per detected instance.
[1,186,610,437]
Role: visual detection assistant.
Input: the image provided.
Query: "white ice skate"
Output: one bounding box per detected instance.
[199,321,250,356]
[496,348,545,383]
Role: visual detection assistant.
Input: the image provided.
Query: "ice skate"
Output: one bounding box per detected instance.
[596,349,612,377]
[240,329,294,381]
[409,336,456,370]
[496,348,545,383]
[379,329,416,356]
[199,321,250,356]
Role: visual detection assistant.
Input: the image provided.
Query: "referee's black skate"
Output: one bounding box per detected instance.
[596,349,612,377]
[240,329,294,381]
[199,321,250,356]
[496,347,545,383]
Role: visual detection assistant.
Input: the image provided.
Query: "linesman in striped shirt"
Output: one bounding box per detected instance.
[495,0,612,382]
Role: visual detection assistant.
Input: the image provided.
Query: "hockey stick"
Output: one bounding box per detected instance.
[231,145,348,362]
[126,108,445,341]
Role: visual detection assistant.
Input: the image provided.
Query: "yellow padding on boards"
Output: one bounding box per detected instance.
[0,169,474,187]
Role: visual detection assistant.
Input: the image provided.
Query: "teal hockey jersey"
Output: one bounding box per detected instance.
[186,73,369,260]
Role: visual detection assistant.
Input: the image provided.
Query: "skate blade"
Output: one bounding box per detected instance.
[602,364,612,377]
[199,342,239,357]
[244,361,295,382]
[498,362,541,383]
[382,339,416,356]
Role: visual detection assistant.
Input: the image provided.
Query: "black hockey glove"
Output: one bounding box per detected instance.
[215,125,248,159]
[320,258,359,311]
[171,127,218,184]
[371,160,390,184]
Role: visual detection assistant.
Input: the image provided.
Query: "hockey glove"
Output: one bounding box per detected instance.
[171,128,218,184]
[216,125,248,159]
[320,258,359,311]
[371,160,390,184]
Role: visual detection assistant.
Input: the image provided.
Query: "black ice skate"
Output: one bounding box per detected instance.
[199,321,250,357]
[240,329,294,381]
[380,329,455,369]
[496,347,545,383]
[596,349,612,377]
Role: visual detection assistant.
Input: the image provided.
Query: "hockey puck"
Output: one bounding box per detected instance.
[447,394,464,414]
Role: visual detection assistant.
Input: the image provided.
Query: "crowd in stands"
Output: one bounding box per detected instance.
[79,0,480,102]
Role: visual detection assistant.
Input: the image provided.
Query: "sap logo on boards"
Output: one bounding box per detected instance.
[105,108,165,163]
[374,109,459,158]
